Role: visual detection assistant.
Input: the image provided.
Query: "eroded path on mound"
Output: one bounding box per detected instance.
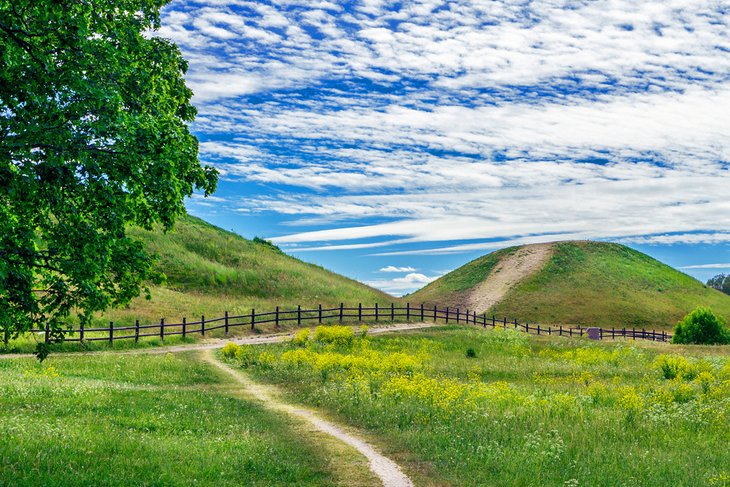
[467,242,554,313]
[203,351,414,487]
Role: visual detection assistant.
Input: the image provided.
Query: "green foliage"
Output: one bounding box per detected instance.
[0,0,217,352]
[466,347,477,358]
[672,307,730,345]
[221,342,239,359]
[654,354,696,380]
[252,237,281,252]
[708,274,730,296]
[291,328,311,347]
[313,325,355,347]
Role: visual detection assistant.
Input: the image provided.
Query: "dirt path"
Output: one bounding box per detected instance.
[467,242,554,313]
[204,351,414,487]
[0,322,437,360]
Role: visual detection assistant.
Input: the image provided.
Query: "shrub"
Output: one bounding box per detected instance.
[221,342,240,359]
[292,328,310,347]
[314,325,354,347]
[672,307,730,345]
[654,354,695,380]
[466,347,477,358]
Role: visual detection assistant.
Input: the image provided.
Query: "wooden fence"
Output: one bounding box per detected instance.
[32,303,672,344]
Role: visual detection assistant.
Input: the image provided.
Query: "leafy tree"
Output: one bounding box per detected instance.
[0,0,217,356]
[707,274,730,296]
[672,307,729,345]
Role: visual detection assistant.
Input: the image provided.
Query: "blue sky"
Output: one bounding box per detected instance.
[159,0,730,296]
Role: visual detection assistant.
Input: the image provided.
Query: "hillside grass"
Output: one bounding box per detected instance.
[492,241,730,329]
[230,325,730,487]
[2,215,396,353]
[0,351,359,486]
[406,247,515,307]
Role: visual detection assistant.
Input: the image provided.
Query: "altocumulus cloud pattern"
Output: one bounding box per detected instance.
[162,0,730,291]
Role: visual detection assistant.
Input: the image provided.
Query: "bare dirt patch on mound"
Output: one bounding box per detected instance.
[467,243,554,313]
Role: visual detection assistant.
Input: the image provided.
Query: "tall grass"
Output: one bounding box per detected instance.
[230,326,730,486]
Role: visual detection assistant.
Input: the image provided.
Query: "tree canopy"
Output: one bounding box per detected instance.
[707,274,730,296]
[0,0,217,356]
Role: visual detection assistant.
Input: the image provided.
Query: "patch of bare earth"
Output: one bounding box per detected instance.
[467,242,554,313]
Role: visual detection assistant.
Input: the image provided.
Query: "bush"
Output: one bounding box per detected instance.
[235,345,256,366]
[292,328,310,347]
[221,342,240,359]
[466,347,477,358]
[313,325,354,347]
[654,354,695,380]
[672,307,730,345]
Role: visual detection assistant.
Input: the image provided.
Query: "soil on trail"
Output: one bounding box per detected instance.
[467,242,554,313]
[204,351,414,487]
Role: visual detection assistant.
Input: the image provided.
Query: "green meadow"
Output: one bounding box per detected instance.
[225,325,730,486]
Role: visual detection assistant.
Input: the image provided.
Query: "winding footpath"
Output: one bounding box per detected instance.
[1,323,430,486]
[204,351,414,487]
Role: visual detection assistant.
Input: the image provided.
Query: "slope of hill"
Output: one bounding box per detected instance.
[408,241,730,329]
[96,215,394,325]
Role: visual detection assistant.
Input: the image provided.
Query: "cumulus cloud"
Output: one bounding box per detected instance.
[380,266,417,272]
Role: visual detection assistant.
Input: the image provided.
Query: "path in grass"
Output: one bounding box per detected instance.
[204,350,414,487]
[467,242,553,312]
[0,322,437,359]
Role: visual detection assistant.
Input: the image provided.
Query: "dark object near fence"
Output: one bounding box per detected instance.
[31,303,672,345]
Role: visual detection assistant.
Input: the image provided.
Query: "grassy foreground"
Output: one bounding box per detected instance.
[228,325,730,486]
[0,352,354,486]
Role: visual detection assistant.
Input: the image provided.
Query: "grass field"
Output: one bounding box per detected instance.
[227,325,730,486]
[0,351,370,486]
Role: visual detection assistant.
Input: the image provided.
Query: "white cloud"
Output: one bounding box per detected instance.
[379,265,417,273]
[680,263,730,269]
[364,272,439,296]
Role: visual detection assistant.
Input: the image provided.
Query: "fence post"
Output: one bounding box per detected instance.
[445,307,449,324]
[473,311,476,325]
[298,305,301,327]
[559,325,563,336]
[483,313,487,328]
[421,303,424,321]
[339,303,344,323]
[434,305,437,322]
[275,306,280,328]
[201,315,206,336]
[109,321,114,344]
[135,319,139,342]
[391,303,395,321]
[503,317,507,329]
[182,317,187,339]
[526,323,530,333]
[491,315,495,328]
[251,308,255,331]
[160,318,164,341]
[456,308,460,323]
[318,304,322,323]
[513,318,518,329]
[225,311,229,335]
[79,322,85,342]
[537,324,541,335]
[358,303,362,322]
[406,303,410,322]
[375,303,379,321]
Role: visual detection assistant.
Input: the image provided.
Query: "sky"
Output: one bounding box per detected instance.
[158,0,730,296]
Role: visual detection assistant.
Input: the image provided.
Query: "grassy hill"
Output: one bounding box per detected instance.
[95,215,394,326]
[409,241,730,329]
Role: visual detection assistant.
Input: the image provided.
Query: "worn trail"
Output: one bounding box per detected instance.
[203,351,414,487]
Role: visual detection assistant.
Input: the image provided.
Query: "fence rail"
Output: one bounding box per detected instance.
[26,303,672,345]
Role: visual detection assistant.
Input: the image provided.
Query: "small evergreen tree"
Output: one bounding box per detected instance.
[672,307,729,345]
